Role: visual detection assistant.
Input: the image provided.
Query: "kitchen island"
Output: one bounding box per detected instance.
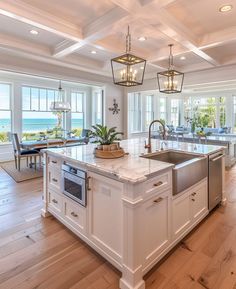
[42,138,225,289]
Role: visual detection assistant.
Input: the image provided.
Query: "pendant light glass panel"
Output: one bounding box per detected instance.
[157,69,184,94]
[50,81,71,112]
[111,27,146,87]
[157,44,184,94]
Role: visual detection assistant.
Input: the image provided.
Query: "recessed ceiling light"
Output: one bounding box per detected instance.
[91,50,97,54]
[140,66,144,70]
[180,56,186,60]
[138,36,147,41]
[219,4,233,12]
[30,29,39,35]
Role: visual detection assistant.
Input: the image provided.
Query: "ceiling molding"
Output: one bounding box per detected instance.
[53,6,129,58]
[0,0,82,41]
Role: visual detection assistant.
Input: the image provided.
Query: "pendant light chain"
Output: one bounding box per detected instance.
[126,26,131,53]
[168,44,174,70]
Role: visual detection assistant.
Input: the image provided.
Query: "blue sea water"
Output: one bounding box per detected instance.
[0,118,83,132]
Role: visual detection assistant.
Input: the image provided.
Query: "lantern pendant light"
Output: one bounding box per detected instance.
[157,44,184,94]
[50,80,71,112]
[111,26,146,87]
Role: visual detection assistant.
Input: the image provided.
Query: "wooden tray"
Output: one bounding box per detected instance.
[94,148,128,159]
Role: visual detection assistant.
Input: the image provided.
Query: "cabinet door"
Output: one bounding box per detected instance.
[191,180,208,223]
[172,192,191,241]
[142,190,170,266]
[88,173,123,261]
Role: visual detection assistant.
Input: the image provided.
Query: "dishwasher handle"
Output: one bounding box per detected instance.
[210,154,224,162]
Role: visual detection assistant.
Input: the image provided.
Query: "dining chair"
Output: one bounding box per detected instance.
[11,133,40,171]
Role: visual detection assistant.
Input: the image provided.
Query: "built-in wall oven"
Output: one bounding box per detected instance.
[62,163,88,207]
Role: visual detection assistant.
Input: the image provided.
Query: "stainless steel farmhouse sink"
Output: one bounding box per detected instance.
[141,150,208,195]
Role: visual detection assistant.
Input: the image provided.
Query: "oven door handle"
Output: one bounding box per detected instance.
[87,176,92,191]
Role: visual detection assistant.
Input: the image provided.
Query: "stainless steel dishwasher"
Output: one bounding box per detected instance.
[208,151,224,211]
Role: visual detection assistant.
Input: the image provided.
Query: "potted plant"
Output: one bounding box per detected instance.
[89,124,123,151]
[88,124,127,158]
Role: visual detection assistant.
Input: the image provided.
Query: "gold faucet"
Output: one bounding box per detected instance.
[145,119,166,153]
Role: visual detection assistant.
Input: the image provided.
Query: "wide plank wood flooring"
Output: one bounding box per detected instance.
[0,165,236,289]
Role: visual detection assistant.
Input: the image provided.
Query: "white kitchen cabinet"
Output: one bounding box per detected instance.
[63,196,86,234]
[191,180,208,223]
[48,189,63,216]
[142,189,171,267]
[48,167,61,192]
[172,190,192,240]
[172,178,208,241]
[88,172,123,263]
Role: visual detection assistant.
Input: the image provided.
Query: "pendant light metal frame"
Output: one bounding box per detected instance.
[50,80,71,112]
[111,26,146,87]
[157,44,184,94]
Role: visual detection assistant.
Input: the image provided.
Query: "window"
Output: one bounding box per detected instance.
[219,97,226,127]
[144,95,154,131]
[171,99,181,127]
[128,93,141,133]
[22,86,61,140]
[192,97,217,128]
[71,92,84,135]
[92,90,103,125]
[0,83,11,143]
[159,97,167,121]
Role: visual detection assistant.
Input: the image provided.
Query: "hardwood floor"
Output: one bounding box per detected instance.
[0,166,235,289]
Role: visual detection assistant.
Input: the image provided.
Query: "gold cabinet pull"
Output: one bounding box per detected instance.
[153,197,163,204]
[52,160,57,164]
[71,211,78,217]
[52,199,58,204]
[153,181,163,187]
[52,178,58,182]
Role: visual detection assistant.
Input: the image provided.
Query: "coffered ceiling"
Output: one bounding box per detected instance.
[0,0,235,79]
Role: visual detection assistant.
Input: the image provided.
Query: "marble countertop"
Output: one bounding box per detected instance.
[44,138,224,184]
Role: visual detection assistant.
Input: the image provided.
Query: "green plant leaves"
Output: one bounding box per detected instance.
[89,124,123,145]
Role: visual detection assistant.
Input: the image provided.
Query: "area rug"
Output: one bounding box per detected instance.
[0,160,43,182]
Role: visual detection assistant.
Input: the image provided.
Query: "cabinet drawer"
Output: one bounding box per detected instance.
[48,190,63,215]
[48,155,61,170]
[144,172,171,196]
[48,169,61,192]
[64,197,86,233]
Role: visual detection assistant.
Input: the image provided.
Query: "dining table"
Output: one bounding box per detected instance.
[21,137,87,150]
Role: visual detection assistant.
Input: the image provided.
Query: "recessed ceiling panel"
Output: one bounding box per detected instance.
[167,0,236,35]
[21,0,116,27]
[203,41,236,63]
[0,14,64,47]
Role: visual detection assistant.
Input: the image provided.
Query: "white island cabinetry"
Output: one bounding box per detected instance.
[42,138,224,289]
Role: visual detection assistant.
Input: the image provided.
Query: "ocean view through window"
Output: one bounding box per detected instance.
[22,86,62,140]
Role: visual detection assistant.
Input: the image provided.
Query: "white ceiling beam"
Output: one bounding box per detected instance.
[0,0,82,41]
[141,0,178,7]
[144,7,219,66]
[53,6,129,58]
[53,40,86,58]
[111,0,219,66]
